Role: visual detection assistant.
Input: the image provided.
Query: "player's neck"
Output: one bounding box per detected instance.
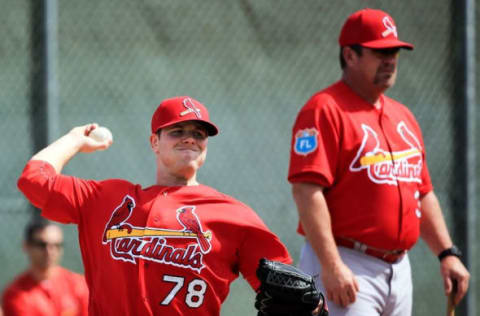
[156,172,199,187]
[155,163,201,186]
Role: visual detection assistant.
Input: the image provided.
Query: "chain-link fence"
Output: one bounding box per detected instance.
[1,0,478,315]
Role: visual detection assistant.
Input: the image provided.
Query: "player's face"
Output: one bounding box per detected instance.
[151,121,208,182]
[359,47,400,89]
[24,225,64,270]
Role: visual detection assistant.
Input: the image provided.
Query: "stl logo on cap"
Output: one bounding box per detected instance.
[181,98,202,118]
[382,16,397,38]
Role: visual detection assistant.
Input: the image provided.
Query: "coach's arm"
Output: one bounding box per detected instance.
[419,191,470,305]
[292,182,359,308]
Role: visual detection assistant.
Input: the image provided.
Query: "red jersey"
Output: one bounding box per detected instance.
[2,267,89,316]
[17,161,291,316]
[288,81,433,251]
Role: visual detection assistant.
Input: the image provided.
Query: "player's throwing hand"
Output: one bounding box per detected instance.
[71,123,113,153]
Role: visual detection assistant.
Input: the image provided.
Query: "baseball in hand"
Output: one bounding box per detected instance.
[89,126,113,142]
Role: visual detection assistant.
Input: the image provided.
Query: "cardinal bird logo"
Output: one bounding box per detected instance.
[176,206,212,253]
[102,195,135,243]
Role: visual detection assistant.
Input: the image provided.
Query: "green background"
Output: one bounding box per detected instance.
[0,1,478,315]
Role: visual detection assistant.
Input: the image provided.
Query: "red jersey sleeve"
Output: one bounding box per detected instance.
[17,160,100,224]
[236,211,292,290]
[288,95,341,187]
[419,159,433,196]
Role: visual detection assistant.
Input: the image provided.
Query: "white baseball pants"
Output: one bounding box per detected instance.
[299,241,412,316]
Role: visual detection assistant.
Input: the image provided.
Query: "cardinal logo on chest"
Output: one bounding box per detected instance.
[102,195,212,272]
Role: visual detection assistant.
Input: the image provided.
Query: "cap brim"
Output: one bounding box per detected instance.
[156,119,219,136]
[361,39,414,50]
[198,121,219,136]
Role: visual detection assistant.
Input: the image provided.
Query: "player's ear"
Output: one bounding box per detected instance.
[150,133,160,153]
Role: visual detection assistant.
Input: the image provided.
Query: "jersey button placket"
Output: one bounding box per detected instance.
[138,191,168,306]
[379,112,404,245]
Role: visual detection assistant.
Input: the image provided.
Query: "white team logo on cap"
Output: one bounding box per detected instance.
[382,16,397,38]
[181,98,202,118]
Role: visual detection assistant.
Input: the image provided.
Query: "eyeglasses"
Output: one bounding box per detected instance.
[29,240,64,250]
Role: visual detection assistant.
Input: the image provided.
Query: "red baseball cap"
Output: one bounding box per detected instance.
[339,8,414,50]
[151,96,219,136]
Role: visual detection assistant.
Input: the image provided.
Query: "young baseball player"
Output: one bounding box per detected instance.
[2,218,89,315]
[17,96,294,316]
[288,8,470,316]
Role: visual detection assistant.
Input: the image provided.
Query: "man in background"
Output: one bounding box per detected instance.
[2,217,89,315]
[288,8,469,316]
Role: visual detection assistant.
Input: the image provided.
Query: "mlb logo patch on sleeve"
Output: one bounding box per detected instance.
[294,128,318,155]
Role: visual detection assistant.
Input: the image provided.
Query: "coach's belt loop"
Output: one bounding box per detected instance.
[353,241,368,253]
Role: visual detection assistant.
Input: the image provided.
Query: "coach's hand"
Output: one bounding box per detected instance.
[322,261,359,307]
[440,256,470,306]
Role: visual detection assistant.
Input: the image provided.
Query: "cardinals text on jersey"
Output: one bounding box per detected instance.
[349,122,423,185]
[102,195,212,272]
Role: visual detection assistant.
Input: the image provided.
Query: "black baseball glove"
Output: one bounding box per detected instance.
[255,258,328,316]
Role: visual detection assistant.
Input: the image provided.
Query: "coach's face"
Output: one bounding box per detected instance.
[360,47,399,89]
[151,121,208,183]
[345,46,399,93]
